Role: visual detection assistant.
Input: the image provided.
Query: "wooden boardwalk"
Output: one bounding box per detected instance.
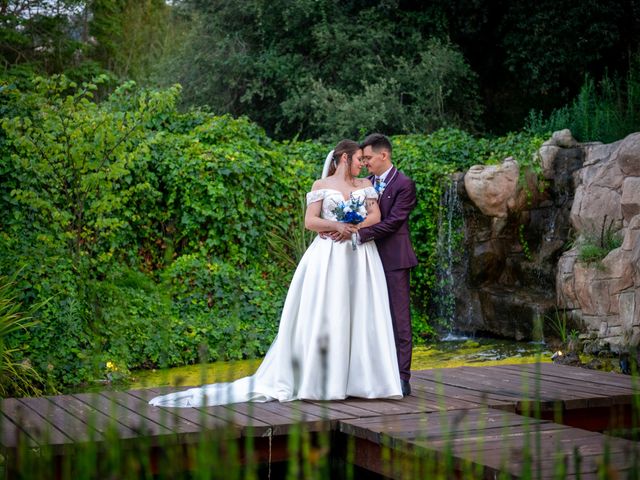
[2,363,639,479]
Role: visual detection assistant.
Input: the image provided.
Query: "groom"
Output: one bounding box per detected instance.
[358,133,418,397]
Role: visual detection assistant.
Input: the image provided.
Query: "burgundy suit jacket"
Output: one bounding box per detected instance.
[359,166,418,271]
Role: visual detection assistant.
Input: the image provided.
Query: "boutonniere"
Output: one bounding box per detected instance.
[374,180,387,195]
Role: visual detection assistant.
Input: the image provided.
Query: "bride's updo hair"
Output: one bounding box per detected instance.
[327,139,360,177]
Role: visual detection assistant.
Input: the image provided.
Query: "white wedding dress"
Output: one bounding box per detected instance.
[149,186,402,407]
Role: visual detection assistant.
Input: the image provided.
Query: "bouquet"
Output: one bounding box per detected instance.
[332,194,367,250]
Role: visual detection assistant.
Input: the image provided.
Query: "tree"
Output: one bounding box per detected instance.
[90,0,174,81]
[0,1,89,73]
[153,0,482,139]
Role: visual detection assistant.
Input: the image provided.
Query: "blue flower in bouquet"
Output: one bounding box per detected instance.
[332,194,367,249]
[332,195,366,224]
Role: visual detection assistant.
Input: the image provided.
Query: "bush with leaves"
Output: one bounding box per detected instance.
[0,75,181,386]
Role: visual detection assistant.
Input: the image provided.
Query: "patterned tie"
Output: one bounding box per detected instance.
[375,177,381,188]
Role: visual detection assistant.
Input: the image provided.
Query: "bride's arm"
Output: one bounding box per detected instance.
[304,199,357,235]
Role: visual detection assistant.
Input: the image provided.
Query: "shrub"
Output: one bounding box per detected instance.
[527,58,640,143]
[162,254,287,363]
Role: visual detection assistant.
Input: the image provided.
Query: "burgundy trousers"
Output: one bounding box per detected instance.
[384,268,412,381]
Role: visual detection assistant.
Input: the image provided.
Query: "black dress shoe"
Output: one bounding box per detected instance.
[401,379,411,397]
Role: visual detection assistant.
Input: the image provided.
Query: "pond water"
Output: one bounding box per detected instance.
[125,337,553,391]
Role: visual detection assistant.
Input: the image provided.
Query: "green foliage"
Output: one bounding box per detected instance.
[2,1,640,138]
[0,1,88,74]
[578,243,612,267]
[501,1,626,102]
[0,74,319,390]
[546,307,569,344]
[90,0,175,81]
[155,1,482,140]
[518,224,533,262]
[162,254,286,363]
[266,196,315,271]
[86,268,175,373]
[280,39,482,141]
[0,73,546,392]
[527,60,640,142]
[576,215,623,267]
[0,271,48,397]
[1,75,181,275]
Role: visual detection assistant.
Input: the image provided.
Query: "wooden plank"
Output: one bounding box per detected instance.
[413,369,532,403]
[196,405,272,434]
[279,400,357,421]
[4,365,639,480]
[305,399,388,418]
[128,388,239,434]
[419,366,611,412]
[413,373,559,414]
[48,393,139,440]
[490,365,634,405]
[501,363,635,392]
[72,392,173,441]
[442,367,565,402]
[18,396,104,444]
[407,422,636,479]
[340,409,542,445]
[0,398,70,448]
[390,389,463,412]
[135,387,268,436]
[424,423,587,451]
[325,398,417,416]
[496,443,637,477]
[100,390,217,443]
[255,400,325,422]
[1,411,33,449]
[456,366,609,410]
[350,405,640,480]
[223,399,331,436]
[410,376,512,409]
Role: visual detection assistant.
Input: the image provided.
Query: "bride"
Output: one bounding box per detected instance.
[149,139,402,407]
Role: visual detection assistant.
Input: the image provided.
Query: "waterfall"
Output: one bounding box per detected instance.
[433,178,465,332]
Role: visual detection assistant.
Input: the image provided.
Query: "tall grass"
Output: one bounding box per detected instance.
[527,58,640,143]
[0,272,48,398]
[3,356,640,479]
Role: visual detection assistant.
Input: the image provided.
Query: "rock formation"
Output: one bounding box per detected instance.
[455,130,640,351]
[555,133,640,351]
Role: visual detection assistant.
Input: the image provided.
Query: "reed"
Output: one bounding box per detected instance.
[2,357,640,479]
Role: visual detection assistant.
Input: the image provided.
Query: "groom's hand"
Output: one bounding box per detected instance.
[320,231,342,241]
[321,224,356,242]
[335,223,357,241]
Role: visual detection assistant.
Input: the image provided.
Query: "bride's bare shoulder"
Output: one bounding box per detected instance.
[311,179,328,191]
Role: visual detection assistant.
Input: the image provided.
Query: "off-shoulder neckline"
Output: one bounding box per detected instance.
[312,187,374,201]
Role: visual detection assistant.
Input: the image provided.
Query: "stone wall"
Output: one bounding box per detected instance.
[455,130,640,350]
[554,133,640,351]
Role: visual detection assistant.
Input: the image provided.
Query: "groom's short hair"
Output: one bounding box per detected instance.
[360,133,392,154]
